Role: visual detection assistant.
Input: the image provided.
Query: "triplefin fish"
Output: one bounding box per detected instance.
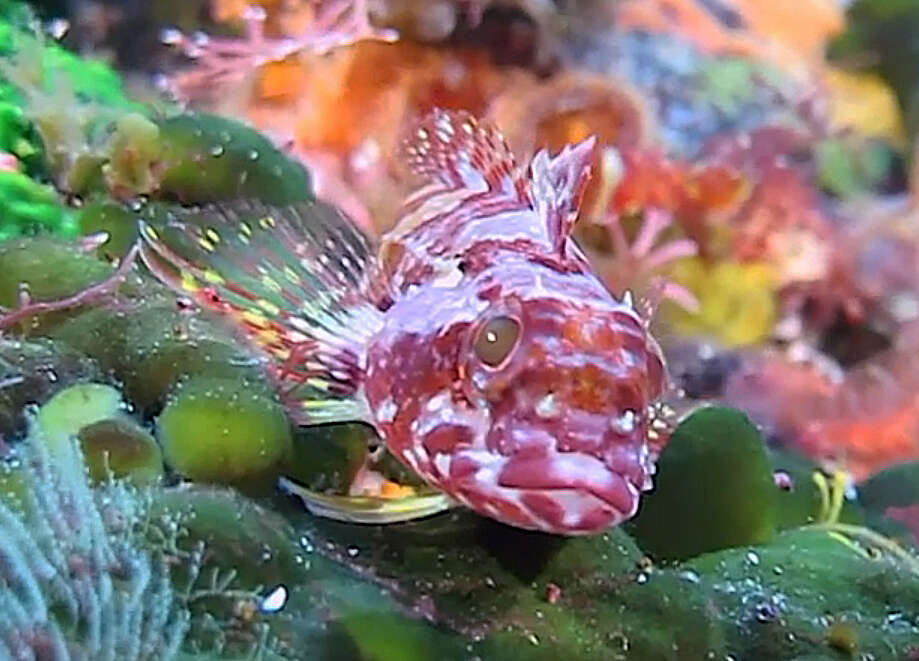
[137,109,668,535]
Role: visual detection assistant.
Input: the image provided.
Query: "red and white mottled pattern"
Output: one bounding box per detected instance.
[361,109,666,534]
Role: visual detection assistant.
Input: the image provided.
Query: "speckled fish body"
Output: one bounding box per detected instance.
[137,109,667,535]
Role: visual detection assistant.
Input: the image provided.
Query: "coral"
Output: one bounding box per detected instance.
[613,0,844,76]
[727,346,919,480]
[0,436,189,660]
[156,375,292,485]
[795,349,919,480]
[663,257,779,347]
[627,406,780,560]
[607,146,747,255]
[583,208,699,312]
[486,71,654,217]
[823,67,906,145]
[161,0,397,105]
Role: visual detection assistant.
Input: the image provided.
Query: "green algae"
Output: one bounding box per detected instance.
[155,113,313,204]
[156,375,292,485]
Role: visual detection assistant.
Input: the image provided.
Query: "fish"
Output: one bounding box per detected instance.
[136,108,669,535]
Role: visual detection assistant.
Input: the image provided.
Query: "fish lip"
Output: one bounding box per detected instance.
[494,451,640,517]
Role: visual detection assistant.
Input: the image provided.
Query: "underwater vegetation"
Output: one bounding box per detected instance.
[0,0,919,659]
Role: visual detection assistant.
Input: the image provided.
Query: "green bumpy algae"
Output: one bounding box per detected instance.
[628,406,780,561]
[77,418,163,486]
[76,196,140,260]
[33,381,163,484]
[155,113,313,205]
[0,235,130,334]
[686,527,919,659]
[156,375,292,485]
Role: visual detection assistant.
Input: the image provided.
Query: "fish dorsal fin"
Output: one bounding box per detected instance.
[401,109,531,204]
[136,199,383,425]
[529,136,597,258]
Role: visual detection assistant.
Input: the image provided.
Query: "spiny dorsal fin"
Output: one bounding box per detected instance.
[401,108,531,203]
[136,199,383,425]
[529,136,597,258]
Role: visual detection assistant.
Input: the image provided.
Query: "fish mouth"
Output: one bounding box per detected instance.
[447,450,641,534]
[497,453,639,516]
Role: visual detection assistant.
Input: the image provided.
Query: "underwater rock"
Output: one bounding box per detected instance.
[628,406,780,560]
[301,511,731,660]
[146,483,467,661]
[156,375,292,485]
[156,113,314,205]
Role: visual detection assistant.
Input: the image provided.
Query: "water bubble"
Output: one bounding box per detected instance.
[745,551,760,566]
[160,27,183,45]
[248,150,260,161]
[210,145,225,157]
[259,585,288,613]
[772,470,793,491]
[755,602,778,623]
[636,572,649,584]
[678,569,700,584]
[46,18,70,40]
[772,565,784,575]
[346,546,359,557]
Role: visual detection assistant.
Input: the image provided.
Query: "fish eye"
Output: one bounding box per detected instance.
[473,316,521,367]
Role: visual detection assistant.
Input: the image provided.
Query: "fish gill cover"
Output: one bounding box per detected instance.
[0,0,919,659]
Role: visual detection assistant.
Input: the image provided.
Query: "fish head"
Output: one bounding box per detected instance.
[453,270,666,534]
[371,261,667,535]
